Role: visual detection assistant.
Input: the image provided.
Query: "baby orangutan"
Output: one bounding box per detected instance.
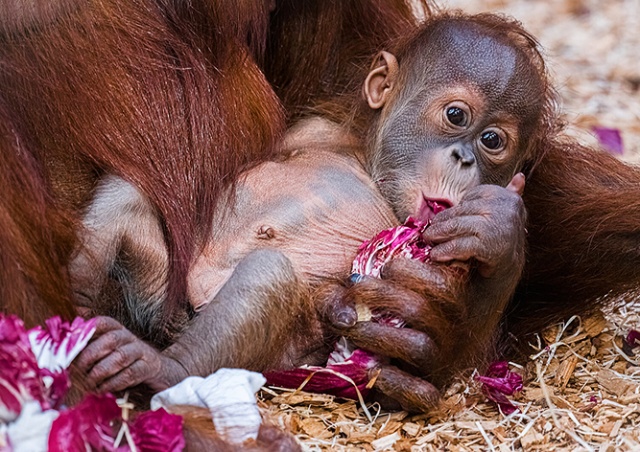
[317,12,550,409]
[74,12,552,412]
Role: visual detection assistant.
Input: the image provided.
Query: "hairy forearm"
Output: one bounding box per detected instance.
[162,250,313,382]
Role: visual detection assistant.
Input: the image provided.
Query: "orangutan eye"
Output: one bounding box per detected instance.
[443,102,471,128]
[479,128,507,153]
[481,131,501,149]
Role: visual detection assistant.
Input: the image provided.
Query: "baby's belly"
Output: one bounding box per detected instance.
[189,149,397,308]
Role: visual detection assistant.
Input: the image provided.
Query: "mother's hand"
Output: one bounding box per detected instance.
[319,258,466,412]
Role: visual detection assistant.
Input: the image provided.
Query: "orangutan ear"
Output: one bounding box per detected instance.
[363,51,399,110]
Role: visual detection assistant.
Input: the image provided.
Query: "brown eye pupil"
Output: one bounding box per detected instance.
[446,107,466,126]
[481,131,501,149]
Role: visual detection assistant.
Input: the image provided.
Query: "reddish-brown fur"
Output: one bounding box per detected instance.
[512,138,640,340]
[0,0,285,343]
[0,101,76,327]
[264,0,430,121]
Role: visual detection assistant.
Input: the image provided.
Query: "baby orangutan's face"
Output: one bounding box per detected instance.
[362,19,545,223]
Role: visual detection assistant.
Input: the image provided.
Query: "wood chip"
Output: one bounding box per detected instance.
[555,355,579,389]
[520,430,545,449]
[583,314,608,337]
[609,420,624,438]
[596,369,637,397]
[299,418,333,440]
[401,422,422,437]
[371,432,401,450]
[272,391,335,406]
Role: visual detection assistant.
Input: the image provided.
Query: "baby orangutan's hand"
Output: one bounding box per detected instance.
[76,316,187,393]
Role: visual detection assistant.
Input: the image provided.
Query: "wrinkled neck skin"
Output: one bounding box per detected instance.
[280,116,366,162]
[188,116,396,310]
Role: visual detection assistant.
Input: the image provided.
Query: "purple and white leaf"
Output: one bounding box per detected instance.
[475,361,523,415]
[0,315,47,422]
[28,316,97,373]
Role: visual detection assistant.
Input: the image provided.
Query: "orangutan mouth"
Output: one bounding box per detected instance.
[418,197,452,223]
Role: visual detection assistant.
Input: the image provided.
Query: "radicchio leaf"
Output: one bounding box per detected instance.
[625,329,640,348]
[475,361,523,415]
[38,368,71,411]
[126,409,185,452]
[0,314,47,422]
[3,314,184,452]
[265,348,378,399]
[592,126,624,155]
[48,393,120,452]
[267,218,431,400]
[352,217,430,277]
[28,316,97,372]
[3,401,59,452]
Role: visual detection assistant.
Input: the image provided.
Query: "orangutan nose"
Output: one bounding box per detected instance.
[451,145,476,166]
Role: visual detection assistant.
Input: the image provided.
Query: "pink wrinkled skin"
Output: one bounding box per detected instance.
[266,218,431,399]
[475,361,523,414]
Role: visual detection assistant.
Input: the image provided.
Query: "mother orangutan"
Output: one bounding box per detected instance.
[2,0,640,425]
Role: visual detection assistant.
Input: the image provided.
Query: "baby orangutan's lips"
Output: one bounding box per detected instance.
[418,197,452,223]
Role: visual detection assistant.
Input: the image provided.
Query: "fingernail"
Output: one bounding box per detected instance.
[335,310,357,328]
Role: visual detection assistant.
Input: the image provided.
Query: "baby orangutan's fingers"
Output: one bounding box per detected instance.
[76,321,135,374]
[428,236,481,264]
[343,322,438,371]
[75,316,175,392]
[87,341,141,388]
[506,172,526,195]
[373,364,441,413]
[344,266,465,340]
[97,359,158,393]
